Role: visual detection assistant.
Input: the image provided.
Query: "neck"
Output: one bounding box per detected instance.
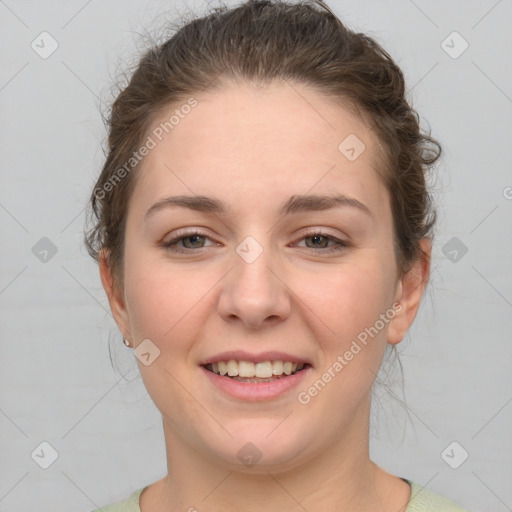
[141,399,409,511]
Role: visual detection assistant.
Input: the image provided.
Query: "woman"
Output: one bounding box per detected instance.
[85,0,468,510]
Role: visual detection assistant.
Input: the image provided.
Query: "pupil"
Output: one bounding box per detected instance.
[186,235,202,248]
[310,235,325,248]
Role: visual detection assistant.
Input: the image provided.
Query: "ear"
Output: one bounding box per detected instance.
[387,238,431,345]
[99,248,131,339]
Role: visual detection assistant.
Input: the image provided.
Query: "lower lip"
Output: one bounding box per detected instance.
[200,365,311,401]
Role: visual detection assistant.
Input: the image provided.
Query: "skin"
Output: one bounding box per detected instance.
[100,80,430,511]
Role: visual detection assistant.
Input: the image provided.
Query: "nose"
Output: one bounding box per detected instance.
[217,241,291,329]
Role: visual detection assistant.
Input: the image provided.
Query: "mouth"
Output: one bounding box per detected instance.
[201,360,311,383]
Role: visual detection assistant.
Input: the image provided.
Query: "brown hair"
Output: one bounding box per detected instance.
[85,0,441,291]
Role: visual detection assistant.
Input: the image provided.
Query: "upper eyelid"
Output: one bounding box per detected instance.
[163,229,215,243]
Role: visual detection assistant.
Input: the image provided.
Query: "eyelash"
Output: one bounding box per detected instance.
[161,229,348,255]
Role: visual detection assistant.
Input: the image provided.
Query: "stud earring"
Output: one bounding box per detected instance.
[123,337,130,347]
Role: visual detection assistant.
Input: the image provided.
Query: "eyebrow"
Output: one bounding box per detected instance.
[144,193,373,219]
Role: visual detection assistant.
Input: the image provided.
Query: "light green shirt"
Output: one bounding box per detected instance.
[90,479,469,511]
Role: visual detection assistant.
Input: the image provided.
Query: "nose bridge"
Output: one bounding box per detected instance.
[218,233,290,328]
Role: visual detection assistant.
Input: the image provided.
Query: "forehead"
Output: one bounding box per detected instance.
[132,81,388,218]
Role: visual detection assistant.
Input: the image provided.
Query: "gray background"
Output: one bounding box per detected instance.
[1,0,511,511]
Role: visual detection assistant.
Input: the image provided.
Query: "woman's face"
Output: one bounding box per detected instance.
[102,81,425,472]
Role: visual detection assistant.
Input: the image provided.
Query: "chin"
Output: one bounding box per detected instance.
[204,428,314,474]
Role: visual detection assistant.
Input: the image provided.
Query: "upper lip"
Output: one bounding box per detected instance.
[199,350,311,366]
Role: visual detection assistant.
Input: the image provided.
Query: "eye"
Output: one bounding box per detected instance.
[160,228,349,255]
[294,229,349,255]
[161,230,216,253]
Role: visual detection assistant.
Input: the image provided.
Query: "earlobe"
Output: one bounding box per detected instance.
[387,239,431,345]
[99,248,131,338]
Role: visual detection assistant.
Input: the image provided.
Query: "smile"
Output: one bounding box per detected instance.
[203,359,308,382]
[200,359,312,401]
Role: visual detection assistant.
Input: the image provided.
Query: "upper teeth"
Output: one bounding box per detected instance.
[209,360,305,378]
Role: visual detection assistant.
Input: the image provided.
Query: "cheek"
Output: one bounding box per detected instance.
[123,260,205,408]
[123,250,218,349]
[297,266,395,412]
[305,260,396,341]
[299,263,397,404]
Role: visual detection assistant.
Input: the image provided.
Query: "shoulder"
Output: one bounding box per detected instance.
[88,487,145,512]
[87,481,470,512]
[405,480,470,512]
